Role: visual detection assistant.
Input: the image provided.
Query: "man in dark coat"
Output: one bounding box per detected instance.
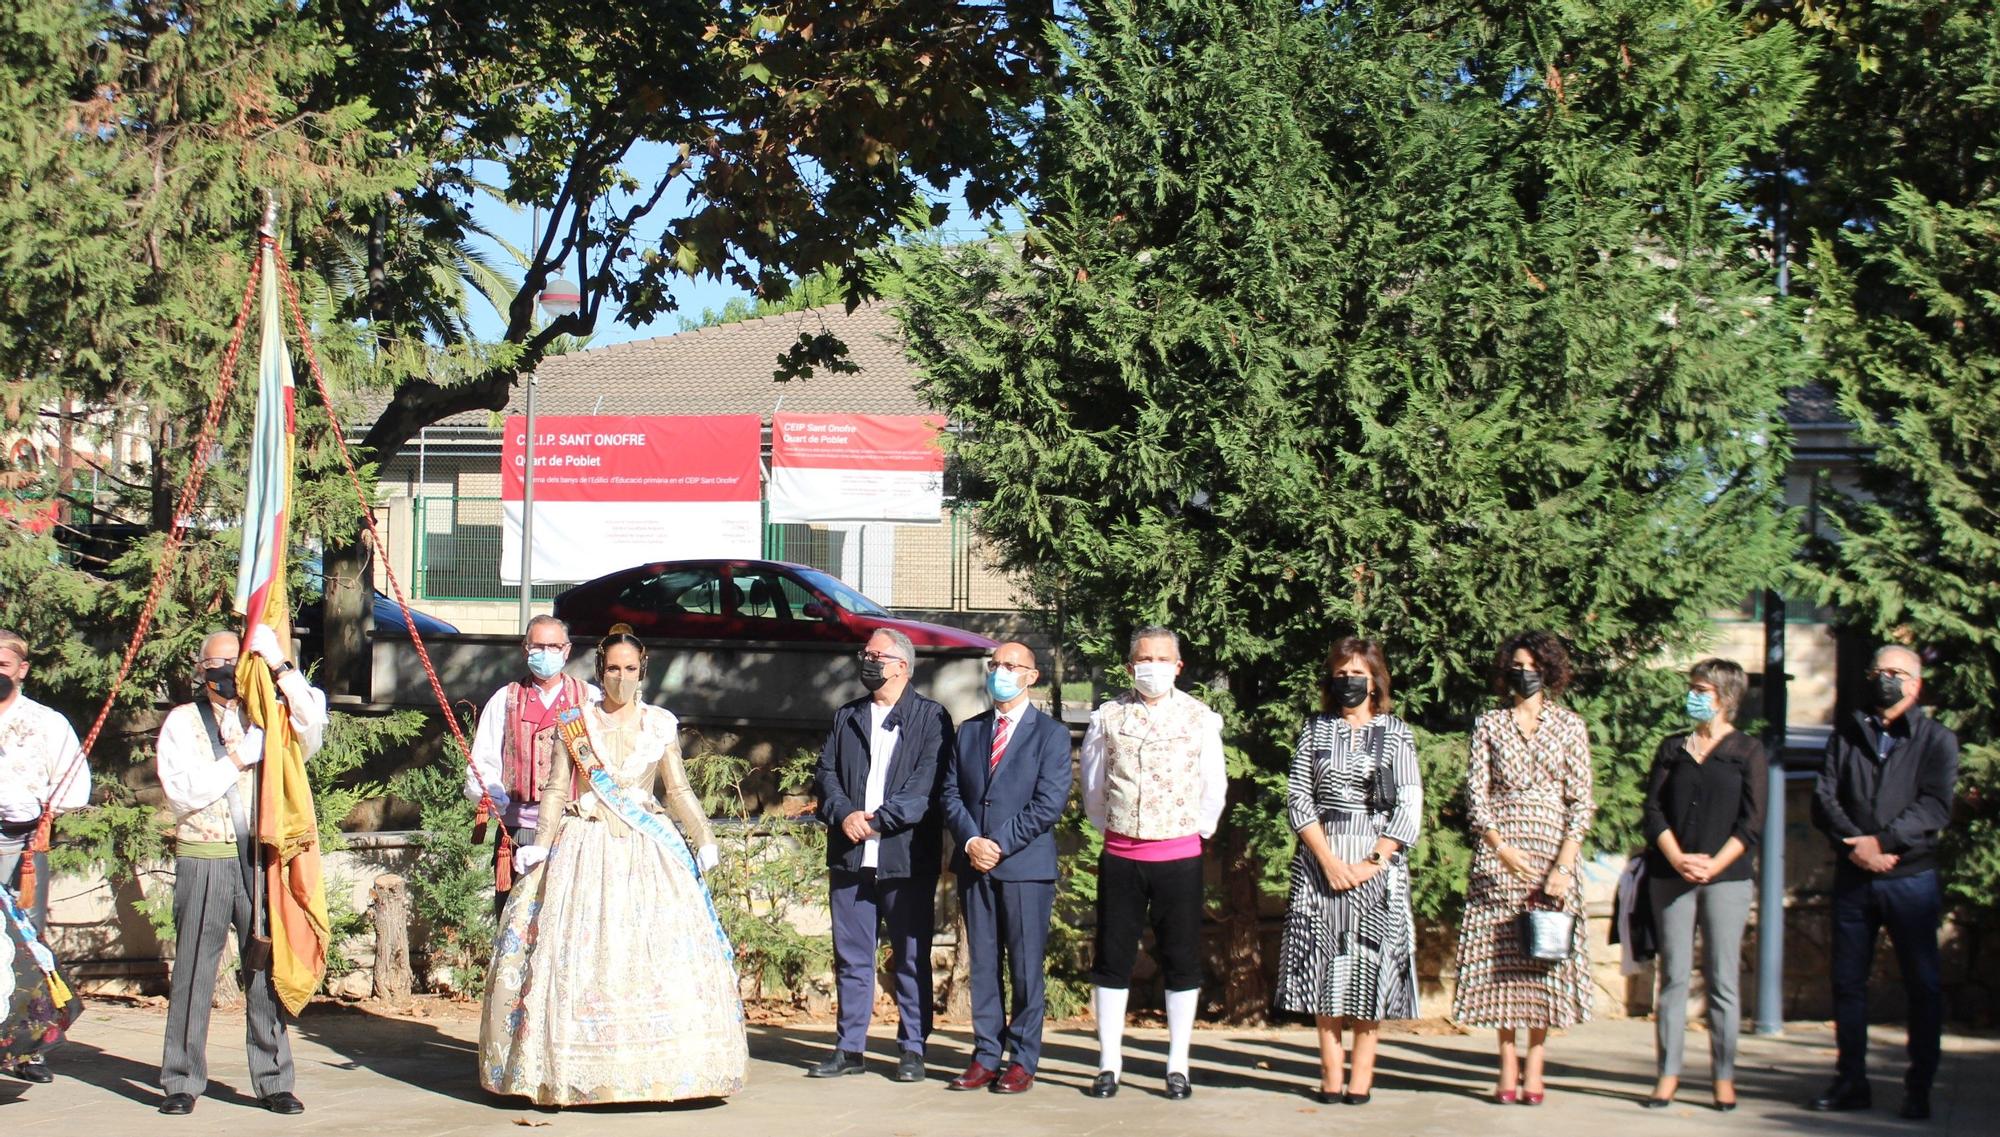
[810,627,953,1083]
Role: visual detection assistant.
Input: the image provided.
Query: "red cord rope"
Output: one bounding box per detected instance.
[18,253,265,910]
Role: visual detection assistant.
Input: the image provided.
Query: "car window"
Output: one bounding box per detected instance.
[792,567,890,617]
[731,569,819,620]
[616,567,722,616]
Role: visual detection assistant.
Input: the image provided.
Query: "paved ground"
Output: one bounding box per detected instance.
[2,1002,1994,1136]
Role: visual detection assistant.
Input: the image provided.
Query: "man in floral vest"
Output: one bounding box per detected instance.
[1080,625,1226,1102]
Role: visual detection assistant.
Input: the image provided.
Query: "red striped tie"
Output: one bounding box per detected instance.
[989,713,1013,771]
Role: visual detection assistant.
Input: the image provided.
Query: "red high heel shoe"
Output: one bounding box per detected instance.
[1523,1088,1546,1106]
[1495,1088,1519,1105]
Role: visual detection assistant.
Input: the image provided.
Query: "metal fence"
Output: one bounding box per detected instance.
[411,496,1030,611]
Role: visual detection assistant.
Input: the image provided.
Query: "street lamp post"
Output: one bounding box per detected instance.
[517,274,583,630]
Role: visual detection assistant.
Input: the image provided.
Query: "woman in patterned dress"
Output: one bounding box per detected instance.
[480,631,747,1105]
[1451,630,1596,1105]
[1273,638,1422,1105]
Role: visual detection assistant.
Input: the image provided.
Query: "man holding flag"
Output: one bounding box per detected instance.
[155,225,330,1116]
[155,628,325,1115]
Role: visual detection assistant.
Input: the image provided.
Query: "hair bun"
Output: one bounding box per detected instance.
[608,622,635,636]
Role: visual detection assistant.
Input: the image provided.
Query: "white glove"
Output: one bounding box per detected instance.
[231,742,265,768]
[513,844,550,874]
[696,844,719,873]
[0,799,42,824]
[573,791,597,815]
[248,624,288,668]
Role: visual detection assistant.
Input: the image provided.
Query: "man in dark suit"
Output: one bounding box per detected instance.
[811,627,954,1083]
[1809,643,1960,1122]
[940,642,1073,1095]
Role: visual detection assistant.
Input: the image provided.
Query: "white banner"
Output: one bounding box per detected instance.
[499,500,761,585]
[767,414,946,524]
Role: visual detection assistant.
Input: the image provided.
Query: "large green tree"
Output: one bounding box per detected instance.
[892,0,1809,1016]
[1780,1,2000,991]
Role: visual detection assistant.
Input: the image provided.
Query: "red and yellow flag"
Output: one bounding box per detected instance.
[234,238,330,1016]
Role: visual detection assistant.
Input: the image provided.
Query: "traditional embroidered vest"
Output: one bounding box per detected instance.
[1100,690,1210,840]
[503,676,584,801]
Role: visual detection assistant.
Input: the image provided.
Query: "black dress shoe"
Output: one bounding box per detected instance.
[1165,1071,1192,1100]
[894,1051,926,1083]
[1088,1071,1119,1099]
[808,1050,866,1078]
[1642,1096,1673,1109]
[1343,1091,1372,1105]
[1314,1088,1343,1105]
[6,1061,53,1084]
[261,1091,305,1115]
[1808,1080,1871,1112]
[158,1093,197,1115]
[1899,1089,1931,1121]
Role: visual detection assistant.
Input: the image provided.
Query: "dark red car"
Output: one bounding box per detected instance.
[552,559,998,648]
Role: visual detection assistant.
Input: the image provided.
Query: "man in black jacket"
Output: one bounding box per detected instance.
[1809,644,1960,1122]
[809,627,954,1084]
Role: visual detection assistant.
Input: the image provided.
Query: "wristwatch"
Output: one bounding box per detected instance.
[1366,850,1387,866]
[1551,862,1574,878]
[272,660,297,676]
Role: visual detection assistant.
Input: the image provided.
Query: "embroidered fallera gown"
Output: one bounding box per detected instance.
[479,702,745,1105]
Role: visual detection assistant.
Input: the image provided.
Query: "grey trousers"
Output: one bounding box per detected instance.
[1651,875,1753,1080]
[160,856,295,1097]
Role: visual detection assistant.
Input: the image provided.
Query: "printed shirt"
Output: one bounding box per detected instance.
[0,695,88,812]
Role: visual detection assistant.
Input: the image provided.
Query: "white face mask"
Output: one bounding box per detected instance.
[1132,661,1177,699]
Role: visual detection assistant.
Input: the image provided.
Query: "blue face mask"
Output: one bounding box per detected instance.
[1685,690,1718,723]
[527,647,566,680]
[986,666,1026,703]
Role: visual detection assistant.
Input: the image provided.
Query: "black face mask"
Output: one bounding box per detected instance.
[1507,667,1544,698]
[0,675,15,702]
[858,657,889,693]
[1869,672,1906,711]
[205,666,238,701]
[1332,674,1371,709]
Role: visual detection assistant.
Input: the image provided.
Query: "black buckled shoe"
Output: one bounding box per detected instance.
[1900,1089,1931,1121]
[158,1092,197,1115]
[6,1060,53,1084]
[808,1049,866,1078]
[894,1051,926,1083]
[1088,1071,1119,1099]
[261,1091,305,1115]
[1165,1071,1192,1100]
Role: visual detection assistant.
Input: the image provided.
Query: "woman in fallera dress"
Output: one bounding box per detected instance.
[1450,630,1596,1105]
[479,629,746,1106]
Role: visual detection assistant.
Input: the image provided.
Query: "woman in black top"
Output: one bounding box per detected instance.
[1640,658,1767,1112]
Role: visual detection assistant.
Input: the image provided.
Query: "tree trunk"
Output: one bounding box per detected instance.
[321,533,373,698]
[369,873,413,1003]
[1217,799,1268,1023]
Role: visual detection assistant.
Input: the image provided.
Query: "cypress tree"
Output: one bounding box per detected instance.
[892,0,1810,1015]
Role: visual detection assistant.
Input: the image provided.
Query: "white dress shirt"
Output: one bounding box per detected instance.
[861,701,899,869]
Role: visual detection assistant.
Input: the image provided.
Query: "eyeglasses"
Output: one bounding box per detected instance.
[526,642,568,651]
[200,657,239,670]
[858,650,904,665]
[985,660,1035,675]
[1868,667,1916,681]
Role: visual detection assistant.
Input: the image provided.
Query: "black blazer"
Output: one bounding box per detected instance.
[815,686,953,879]
[942,705,1073,882]
[1813,707,1959,881]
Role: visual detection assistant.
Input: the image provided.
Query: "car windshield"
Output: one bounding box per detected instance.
[793,568,890,616]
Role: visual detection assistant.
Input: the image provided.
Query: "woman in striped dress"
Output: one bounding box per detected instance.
[1451,630,1596,1105]
[1274,638,1422,1105]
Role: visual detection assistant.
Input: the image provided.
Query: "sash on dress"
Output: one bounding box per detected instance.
[552,707,733,958]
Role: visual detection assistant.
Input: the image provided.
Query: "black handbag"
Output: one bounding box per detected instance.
[1518,903,1576,962]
